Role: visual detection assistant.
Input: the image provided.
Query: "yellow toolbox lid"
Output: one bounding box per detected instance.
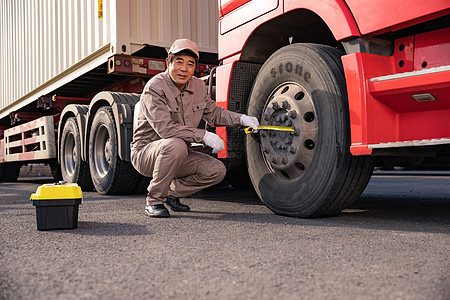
[30,183,82,200]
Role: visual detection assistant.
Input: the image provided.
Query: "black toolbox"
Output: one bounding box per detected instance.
[31,183,82,231]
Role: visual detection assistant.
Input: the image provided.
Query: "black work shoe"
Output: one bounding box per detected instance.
[165,196,190,212]
[145,204,170,218]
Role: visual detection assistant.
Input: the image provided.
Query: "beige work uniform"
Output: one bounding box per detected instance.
[130,70,242,205]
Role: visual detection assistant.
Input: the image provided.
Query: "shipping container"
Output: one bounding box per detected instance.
[0,0,218,120]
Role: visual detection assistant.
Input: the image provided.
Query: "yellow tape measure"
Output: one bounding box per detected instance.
[244,125,294,134]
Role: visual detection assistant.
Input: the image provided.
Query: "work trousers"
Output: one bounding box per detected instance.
[131,138,227,205]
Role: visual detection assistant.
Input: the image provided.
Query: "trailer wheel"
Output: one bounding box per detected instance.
[89,107,139,194]
[49,159,63,181]
[60,117,94,190]
[246,43,373,217]
[0,162,21,182]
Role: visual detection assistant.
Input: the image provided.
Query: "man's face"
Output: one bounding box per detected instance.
[166,54,196,91]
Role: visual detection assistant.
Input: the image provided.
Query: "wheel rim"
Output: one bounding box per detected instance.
[260,81,317,182]
[63,132,76,176]
[93,124,111,178]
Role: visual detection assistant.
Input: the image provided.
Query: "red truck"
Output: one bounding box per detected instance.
[1,0,449,218]
[214,0,450,217]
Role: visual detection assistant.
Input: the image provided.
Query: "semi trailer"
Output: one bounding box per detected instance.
[0,0,219,194]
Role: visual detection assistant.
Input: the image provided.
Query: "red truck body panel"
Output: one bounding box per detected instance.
[218,0,282,61]
[345,0,450,35]
[343,27,450,155]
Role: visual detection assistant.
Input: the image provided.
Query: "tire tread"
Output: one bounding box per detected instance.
[310,45,374,217]
[89,107,139,195]
[61,117,94,190]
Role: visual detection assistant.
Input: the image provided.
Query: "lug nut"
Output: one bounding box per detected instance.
[288,111,297,119]
[281,156,288,164]
[271,156,278,164]
[289,145,297,153]
[272,102,280,110]
[264,113,270,121]
[282,100,289,109]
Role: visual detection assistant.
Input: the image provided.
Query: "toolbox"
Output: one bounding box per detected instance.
[30,182,82,231]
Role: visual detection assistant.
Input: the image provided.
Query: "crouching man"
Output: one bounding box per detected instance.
[130,39,259,217]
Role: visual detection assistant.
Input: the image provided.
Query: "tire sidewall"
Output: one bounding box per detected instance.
[247,44,350,216]
[49,159,63,181]
[89,107,118,194]
[60,118,81,183]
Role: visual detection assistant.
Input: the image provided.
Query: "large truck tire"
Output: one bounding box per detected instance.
[60,117,94,190]
[89,107,139,194]
[49,159,63,181]
[246,43,373,218]
[0,162,21,182]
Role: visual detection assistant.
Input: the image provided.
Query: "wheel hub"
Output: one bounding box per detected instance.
[260,82,317,180]
[104,139,112,164]
[72,148,78,164]
[94,124,111,177]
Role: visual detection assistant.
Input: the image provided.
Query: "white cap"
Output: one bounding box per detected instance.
[168,39,199,60]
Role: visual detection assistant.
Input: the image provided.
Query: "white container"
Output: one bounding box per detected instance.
[0,0,219,120]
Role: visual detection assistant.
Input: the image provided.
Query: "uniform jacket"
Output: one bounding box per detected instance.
[131,69,243,150]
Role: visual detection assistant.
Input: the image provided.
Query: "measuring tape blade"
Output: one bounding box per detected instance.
[244,125,294,134]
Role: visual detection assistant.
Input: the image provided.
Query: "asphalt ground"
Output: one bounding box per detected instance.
[1,172,449,300]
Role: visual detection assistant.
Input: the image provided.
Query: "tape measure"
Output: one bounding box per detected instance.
[244,125,294,134]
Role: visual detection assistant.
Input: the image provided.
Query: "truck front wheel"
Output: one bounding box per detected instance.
[88,107,139,194]
[60,117,94,190]
[246,43,373,217]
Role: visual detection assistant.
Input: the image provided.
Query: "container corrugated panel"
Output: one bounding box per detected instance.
[124,0,218,54]
[0,0,112,119]
[0,0,218,120]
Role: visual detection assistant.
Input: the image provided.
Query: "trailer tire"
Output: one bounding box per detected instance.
[89,107,139,194]
[246,43,373,217]
[0,162,21,182]
[60,117,94,190]
[49,159,63,181]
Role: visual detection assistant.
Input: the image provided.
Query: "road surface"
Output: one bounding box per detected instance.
[1,172,449,299]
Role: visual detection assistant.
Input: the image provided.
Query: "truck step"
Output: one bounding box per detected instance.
[368,137,450,149]
[370,65,450,83]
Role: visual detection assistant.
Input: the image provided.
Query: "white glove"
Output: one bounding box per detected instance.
[203,131,224,153]
[240,115,259,131]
